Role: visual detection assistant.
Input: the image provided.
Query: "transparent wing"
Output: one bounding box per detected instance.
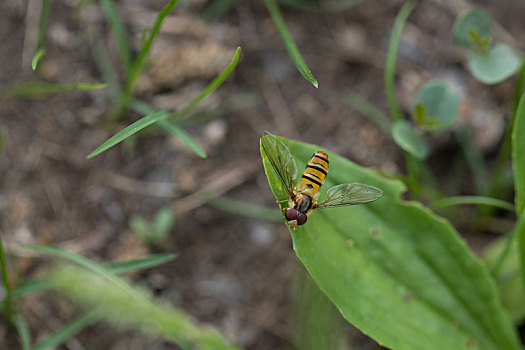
[260,132,298,197]
[316,183,383,209]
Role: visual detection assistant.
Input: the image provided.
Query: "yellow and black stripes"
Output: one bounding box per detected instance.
[299,151,329,193]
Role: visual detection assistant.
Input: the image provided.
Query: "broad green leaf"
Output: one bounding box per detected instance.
[264,0,318,88]
[452,9,492,50]
[260,135,520,350]
[512,92,525,215]
[391,120,429,160]
[412,80,460,132]
[468,44,521,85]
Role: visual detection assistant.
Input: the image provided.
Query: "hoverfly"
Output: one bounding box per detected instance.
[261,132,383,228]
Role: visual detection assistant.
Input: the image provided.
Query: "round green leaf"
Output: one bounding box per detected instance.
[468,44,521,84]
[391,120,429,159]
[453,9,492,50]
[412,80,460,132]
[260,136,521,350]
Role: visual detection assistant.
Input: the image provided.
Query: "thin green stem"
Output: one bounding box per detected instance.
[384,2,415,122]
[431,196,515,212]
[487,58,525,198]
[0,235,13,322]
[404,152,420,199]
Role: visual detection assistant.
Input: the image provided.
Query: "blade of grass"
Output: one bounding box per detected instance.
[11,254,175,298]
[512,91,525,214]
[116,0,179,119]
[158,120,207,158]
[104,253,175,274]
[87,110,168,158]
[202,0,240,22]
[47,263,239,349]
[385,2,415,122]
[263,0,318,88]
[100,0,132,77]
[280,0,363,13]
[27,245,146,303]
[2,82,107,98]
[0,235,13,322]
[170,46,242,120]
[455,128,488,195]
[431,196,515,212]
[31,311,99,350]
[207,196,282,222]
[344,92,392,134]
[89,47,241,158]
[488,58,525,199]
[31,48,45,71]
[131,100,207,158]
[33,0,51,71]
[84,25,122,105]
[14,315,31,350]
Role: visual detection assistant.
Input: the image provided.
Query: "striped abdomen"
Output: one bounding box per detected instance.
[299,151,329,194]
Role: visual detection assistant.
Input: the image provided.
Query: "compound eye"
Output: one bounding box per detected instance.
[296,213,308,225]
[285,208,299,221]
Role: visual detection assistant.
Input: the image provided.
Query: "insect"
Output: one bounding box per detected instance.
[261,132,383,228]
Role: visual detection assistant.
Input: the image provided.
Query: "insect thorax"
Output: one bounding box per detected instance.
[292,189,315,214]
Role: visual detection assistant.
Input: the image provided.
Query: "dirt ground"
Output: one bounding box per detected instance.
[1,0,525,349]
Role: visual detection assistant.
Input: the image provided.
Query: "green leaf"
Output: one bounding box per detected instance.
[483,236,525,324]
[11,254,175,298]
[87,110,168,158]
[207,196,282,222]
[512,92,525,215]
[31,48,45,71]
[260,135,521,350]
[2,82,107,98]
[412,80,460,132]
[153,207,175,238]
[100,0,132,77]
[158,120,207,158]
[263,0,318,88]
[13,315,31,350]
[385,2,415,122]
[343,93,392,135]
[32,312,99,350]
[103,254,176,274]
[452,9,492,50]
[129,214,154,243]
[430,196,515,212]
[468,44,521,85]
[47,264,238,349]
[391,120,429,160]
